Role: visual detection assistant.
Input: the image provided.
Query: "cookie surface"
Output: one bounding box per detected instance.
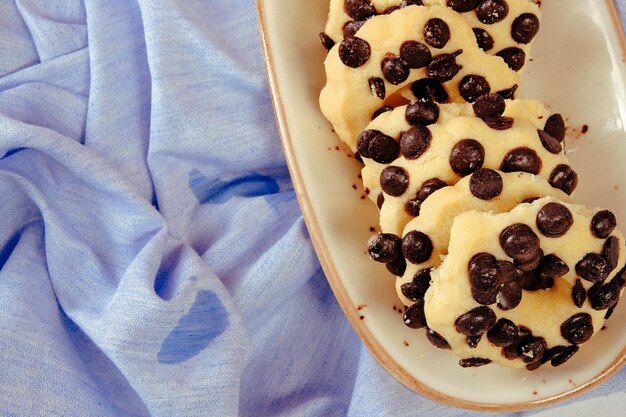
[319,5,520,149]
[423,197,626,368]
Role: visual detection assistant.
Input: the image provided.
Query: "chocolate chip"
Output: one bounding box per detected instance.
[416,178,447,202]
[549,165,578,195]
[356,129,381,158]
[472,93,505,119]
[400,126,431,159]
[588,280,620,310]
[496,47,526,71]
[383,6,400,14]
[561,313,594,344]
[339,37,371,68]
[447,0,481,12]
[368,77,386,100]
[403,299,427,329]
[544,114,566,142]
[536,202,573,238]
[343,20,367,38]
[487,318,518,347]
[319,32,335,51]
[344,0,376,21]
[514,248,543,272]
[377,192,385,209]
[426,51,463,82]
[401,268,432,301]
[523,197,540,204]
[467,335,481,348]
[381,55,410,85]
[469,253,499,291]
[537,129,562,154]
[501,147,542,175]
[386,256,407,276]
[576,253,611,283]
[540,254,570,277]
[411,79,449,103]
[469,168,503,200]
[519,270,554,291]
[603,236,620,271]
[367,233,402,263]
[498,281,523,310]
[476,0,509,24]
[400,41,432,69]
[572,279,586,308]
[502,326,532,359]
[405,100,439,126]
[372,106,394,120]
[500,223,540,261]
[526,361,542,371]
[519,337,546,364]
[449,139,485,175]
[380,166,409,196]
[591,210,617,238]
[498,260,521,282]
[454,306,497,336]
[369,133,400,164]
[542,345,566,364]
[483,116,514,130]
[611,265,626,288]
[426,328,451,349]
[424,18,451,49]
[459,357,491,367]
[401,0,424,7]
[472,28,494,51]
[605,306,616,319]
[459,75,491,102]
[402,231,433,264]
[496,84,518,100]
[551,345,579,367]
[511,13,540,44]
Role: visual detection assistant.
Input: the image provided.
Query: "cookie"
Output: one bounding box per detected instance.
[319,5,520,149]
[423,197,626,369]
[394,171,571,306]
[359,98,574,235]
[322,0,540,71]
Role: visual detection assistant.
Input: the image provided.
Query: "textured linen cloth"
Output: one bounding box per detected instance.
[0,1,624,416]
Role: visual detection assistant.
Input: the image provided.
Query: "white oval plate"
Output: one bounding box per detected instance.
[258,0,626,411]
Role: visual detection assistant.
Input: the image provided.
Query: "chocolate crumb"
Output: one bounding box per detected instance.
[581,125,589,133]
[359,315,365,320]
[404,341,409,347]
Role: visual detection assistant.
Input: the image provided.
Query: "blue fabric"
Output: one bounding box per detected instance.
[0,1,624,416]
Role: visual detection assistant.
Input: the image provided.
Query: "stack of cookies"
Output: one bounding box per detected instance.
[319,0,626,370]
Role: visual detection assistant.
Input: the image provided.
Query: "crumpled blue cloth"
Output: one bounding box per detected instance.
[0,1,624,416]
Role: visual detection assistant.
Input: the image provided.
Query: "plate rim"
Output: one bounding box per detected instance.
[256,0,626,411]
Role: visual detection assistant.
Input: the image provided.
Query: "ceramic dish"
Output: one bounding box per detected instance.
[257,0,626,411]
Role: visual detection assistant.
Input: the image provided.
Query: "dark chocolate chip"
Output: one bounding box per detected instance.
[514,248,543,272]
[454,306,497,336]
[605,306,616,319]
[386,255,407,276]
[469,252,500,292]
[372,106,394,120]
[612,265,626,288]
[551,345,579,367]
[447,0,481,12]
[572,279,586,308]
[405,199,422,217]
[496,84,518,100]
[402,231,433,264]
[536,202,573,238]
[544,114,566,142]
[319,32,335,51]
[591,210,617,239]
[405,100,440,126]
[519,270,554,291]
[459,357,492,367]
[472,28,494,51]
[498,260,521,283]
[500,223,540,261]
[416,178,447,202]
[339,37,371,68]
[383,6,400,14]
[476,0,509,24]
[501,147,542,175]
[472,93,505,119]
[380,166,409,196]
[403,299,427,329]
[459,74,491,103]
[377,192,385,209]
[368,77,386,100]
[588,280,620,310]
[511,13,540,44]
[523,197,540,204]
[483,116,514,130]
[400,0,424,7]
[424,18,451,49]
[426,328,451,349]
[540,254,570,277]
[537,129,562,154]
[469,168,503,200]
[467,335,481,348]
[344,0,376,21]
[381,55,410,85]
[367,233,402,263]
[400,41,432,69]
[542,345,566,364]
[343,20,367,38]
[487,318,518,347]
[549,164,578,195]
[526,361,542,371]
[561,313,594,344]
[355,152,363,163]
[576,253,611,283]
[603,236,620,271]
[497,281,522,310]
[496,47,526,71]
[426,51,463,82]
[401,269,432,301]
[368,133,400,164]
[519,337,546,364]
[400,126,431,159]
[449,139,485,175]
[411,79,449,103]
[356,129,381,158]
